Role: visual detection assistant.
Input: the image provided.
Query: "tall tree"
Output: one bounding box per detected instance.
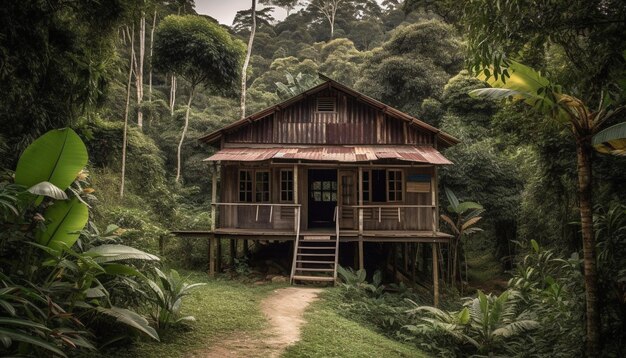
[232,6,274,34]
[148,7,157,102]
[308,0,344,38]
[154,15,244,182]
[121,25,135,197]
[239,0,257,119]
[261,0,300,16]
[471,61,625,357]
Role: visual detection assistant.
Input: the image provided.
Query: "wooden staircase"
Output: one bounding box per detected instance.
[290,209,340,284]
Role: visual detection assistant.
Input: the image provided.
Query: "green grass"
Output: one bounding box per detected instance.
[284,290,430,358]
[101,272,286,358]
[465,253,508,293]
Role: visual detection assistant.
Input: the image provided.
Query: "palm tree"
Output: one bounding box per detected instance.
[440,187,484,288]
[470,61,624,355]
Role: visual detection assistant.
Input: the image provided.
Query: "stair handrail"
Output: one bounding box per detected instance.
[333,205,340,284]
[289,206,301,284]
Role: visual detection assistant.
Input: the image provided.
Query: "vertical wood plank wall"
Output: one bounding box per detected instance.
[223,88,434,146]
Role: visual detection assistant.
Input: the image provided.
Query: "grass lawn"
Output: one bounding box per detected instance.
[284,290,430,358]
[99,271,286,358]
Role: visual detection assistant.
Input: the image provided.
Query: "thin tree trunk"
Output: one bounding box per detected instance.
[176,87,195,183]
[170,74,177,115]
[149,8,156,102]
[135,14,146,130]
[577,138,601,357]
[240,0,256,119]
[121,25,135,198]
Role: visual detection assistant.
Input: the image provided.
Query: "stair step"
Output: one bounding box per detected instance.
[292,275,335,282]
[295,267,334,272]
[297,253,335,257]
[296,260,335,264]
[298,246,336,250]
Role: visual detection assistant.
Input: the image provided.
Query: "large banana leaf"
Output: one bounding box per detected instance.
[15,128,87,191]
[593,122,626,156]
[37,197,89,251]
[470,61,569,122]
[86,245,160,263]
[97,307,159,341]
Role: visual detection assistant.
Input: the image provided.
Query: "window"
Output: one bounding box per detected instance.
[388,169,403,201]
[316,97,336,112]
[311,180,337,202]
[239,169,270,203]
[362,169,404,202]
[280,170,294,202]
[255,171,270,202]
[341,175,354,205]
[239,170,253,202]
[362,171,370,202]
[371,169,386,202]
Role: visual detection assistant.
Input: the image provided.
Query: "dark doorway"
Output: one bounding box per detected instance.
[308,169,337,228]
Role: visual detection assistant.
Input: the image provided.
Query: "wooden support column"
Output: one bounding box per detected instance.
[242,240,249,257]
[229,239,236,267]
[432,242,439,307]
[209,163,218,276]
[357,166,364,270]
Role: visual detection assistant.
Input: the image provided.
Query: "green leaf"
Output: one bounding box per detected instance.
[592,122,626,156]
[97,307,159,341]
[27,181,68,200]
[530,239,539,253]
[103,263,144,277]
[457,307,470,325]
[15,128,87,191]
[36,197,89,251]
[444,187,459,211]
[456,201,483,214]
[86,245,160,263]
[0,327,67,358]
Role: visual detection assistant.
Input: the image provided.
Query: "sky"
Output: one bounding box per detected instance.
[195,0,291,26]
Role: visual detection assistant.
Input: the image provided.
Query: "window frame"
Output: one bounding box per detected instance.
[279,169,294,203]
[360,168,405,203]
[255,170,270,203]
[238,169,271,203]
[238,169,253,203]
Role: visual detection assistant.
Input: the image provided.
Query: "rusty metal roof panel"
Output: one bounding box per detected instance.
[204,146,452,165]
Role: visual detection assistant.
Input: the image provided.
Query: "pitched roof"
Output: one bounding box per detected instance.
[199,75,460,147]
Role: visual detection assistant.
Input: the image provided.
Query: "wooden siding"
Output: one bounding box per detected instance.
[223,88,433,145]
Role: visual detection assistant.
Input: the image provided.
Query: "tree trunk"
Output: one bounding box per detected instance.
[175,87,195,183]
[148,8,156,102]
[240,0,256,119]
[576,138,601,357]
[135,15,146,130]
[120,25,135,198]
[170,74,177,115]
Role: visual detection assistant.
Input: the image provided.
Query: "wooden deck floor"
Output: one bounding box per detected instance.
[172,228,452,243]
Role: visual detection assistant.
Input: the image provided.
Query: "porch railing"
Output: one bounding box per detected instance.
[341,204,437,233]
[210,202,302,233]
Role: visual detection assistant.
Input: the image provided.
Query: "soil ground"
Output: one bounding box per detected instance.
[188,287,323,358]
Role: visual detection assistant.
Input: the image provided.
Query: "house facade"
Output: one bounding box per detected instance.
[200,77,457,297]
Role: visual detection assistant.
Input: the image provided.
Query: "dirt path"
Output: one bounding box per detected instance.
[188,287,323,358]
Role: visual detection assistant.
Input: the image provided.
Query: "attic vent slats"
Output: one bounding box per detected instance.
[316,97,336,112]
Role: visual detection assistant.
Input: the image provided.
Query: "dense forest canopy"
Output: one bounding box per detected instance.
[0,0,625,357]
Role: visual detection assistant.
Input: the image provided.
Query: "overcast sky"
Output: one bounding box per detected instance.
[195,0,386,26]
[195,0,291,26]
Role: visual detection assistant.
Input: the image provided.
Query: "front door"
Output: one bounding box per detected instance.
[308,169,337,228]
[338,170,357,229]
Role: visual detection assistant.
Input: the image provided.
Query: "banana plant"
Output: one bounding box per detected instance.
[469,61,624,352]
[145,268,206,331]
[440,187,484,287]
[406,290,539,356]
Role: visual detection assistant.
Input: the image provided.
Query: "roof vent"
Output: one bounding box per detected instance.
[316,97,336,112]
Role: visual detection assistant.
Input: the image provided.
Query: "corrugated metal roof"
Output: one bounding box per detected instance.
[204,146,452,165]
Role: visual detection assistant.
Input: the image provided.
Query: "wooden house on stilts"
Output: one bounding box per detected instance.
[192,77,458,303]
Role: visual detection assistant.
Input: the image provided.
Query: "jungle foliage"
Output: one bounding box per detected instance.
[1,0,625,356]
